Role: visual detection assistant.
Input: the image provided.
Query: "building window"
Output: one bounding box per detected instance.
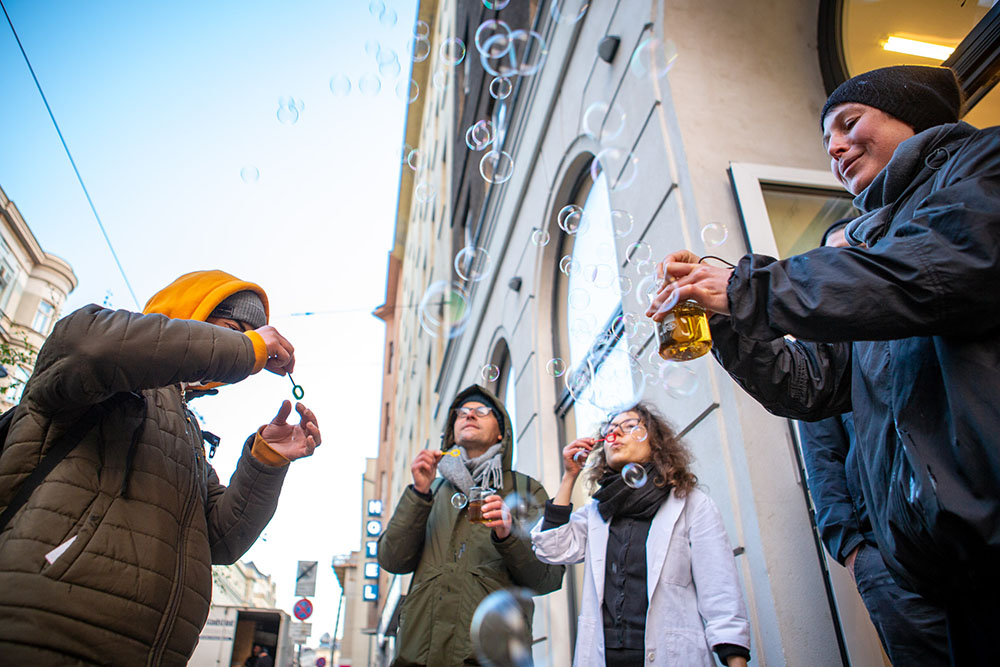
[555,169,645,440]
[819,0,1000,126]
[32,300,55,334]
[0,237,18,313]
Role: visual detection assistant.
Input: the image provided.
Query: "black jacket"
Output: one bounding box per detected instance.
[712,122,1000,599]
[798,414,873,565]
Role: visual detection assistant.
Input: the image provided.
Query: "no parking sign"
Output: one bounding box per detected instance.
[293,598,313,621]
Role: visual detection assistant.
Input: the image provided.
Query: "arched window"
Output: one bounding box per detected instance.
[553,167,646,441]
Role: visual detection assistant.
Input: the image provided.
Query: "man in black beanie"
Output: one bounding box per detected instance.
[649,65,1000,664]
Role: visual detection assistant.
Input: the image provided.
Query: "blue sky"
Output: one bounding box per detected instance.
[0,0,418,647]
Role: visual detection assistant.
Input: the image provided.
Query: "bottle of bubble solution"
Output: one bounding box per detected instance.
[653,280,713,361]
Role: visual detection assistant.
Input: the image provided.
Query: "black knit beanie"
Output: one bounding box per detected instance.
[821,65,963,133]
[210,291,267,329]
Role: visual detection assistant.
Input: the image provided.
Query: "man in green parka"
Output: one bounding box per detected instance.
[378,385,564,666]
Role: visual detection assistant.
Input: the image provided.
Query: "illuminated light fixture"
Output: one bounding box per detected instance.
[883,36,955,61]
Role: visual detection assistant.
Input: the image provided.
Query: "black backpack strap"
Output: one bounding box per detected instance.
[0,407,101,533]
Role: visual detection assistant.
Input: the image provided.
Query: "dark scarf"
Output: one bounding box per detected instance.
[593,463,671,522]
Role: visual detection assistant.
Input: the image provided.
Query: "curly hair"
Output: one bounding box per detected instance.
[584,401,698,496]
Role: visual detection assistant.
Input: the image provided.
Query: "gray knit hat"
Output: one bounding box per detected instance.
[210,291,267,329]
[821,65,963,133]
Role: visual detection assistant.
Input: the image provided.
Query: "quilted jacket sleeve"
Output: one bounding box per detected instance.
[709,314,853,421]
[205,435,288,565]
[25,305,258,415]
[378,485,433,574]
[491,476,565,595]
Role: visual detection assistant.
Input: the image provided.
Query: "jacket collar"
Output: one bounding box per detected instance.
[848,122,977,247]
[587,490,685,606]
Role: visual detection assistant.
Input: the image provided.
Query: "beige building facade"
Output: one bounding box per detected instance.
[0,184,77,409]
[354,1,1000,666]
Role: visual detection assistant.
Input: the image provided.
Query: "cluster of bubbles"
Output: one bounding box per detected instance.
[276,96,305,125]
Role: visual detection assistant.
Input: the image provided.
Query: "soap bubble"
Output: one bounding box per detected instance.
[480,151,514,184]
[440,38,466,66]
[618,275,633,296]
[503,491,540,529]
[582,101,626,142]
[418,281,471,339]
[481,30,547,78]
[586,263,616,289]
[276,97,301,125]
[564,360,595,402]
[557,204,586,235]
[415,20,430,37]
[329,74,351,97]
[546,358,566,377]
[490,76,513,100]
[663,363,699,398]
[551,0,589,23]
[379,57,401,78]
[396,78,419,104]
[625,242,652,265]
[582,344,647,414]
[365,39,381,56]
[368,1,385,18]
[635,275,660,307]
[433,70,448,90]
[451,492,469,509]
[630,423,648,442]
[484,0,511,9]
[455,246,493,282]
[611,209,634,238]
[240,166,259,184]
[531,229,550,247]
[408,35,431,62]
[572,448,591,467]
[415,181,436,203]
[621,462,648,488]
[481,364,501,382]
[475,20,512,57]
[568,288,590,310]
[591,147,639,191]
[359,74,382,96]
[701,223,728,248]
[630,37,678,79]
[633,260,655,276]
[470,589,534,667]
[558,255,581,277]
[465,120,495,151]
[406,148,423,171]
[380,7,398,26]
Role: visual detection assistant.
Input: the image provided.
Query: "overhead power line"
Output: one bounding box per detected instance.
[1,0,140,308]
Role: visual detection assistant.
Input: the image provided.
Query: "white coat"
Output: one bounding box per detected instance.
[530,488,750,667]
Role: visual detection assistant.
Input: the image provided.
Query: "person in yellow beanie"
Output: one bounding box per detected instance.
[0,269,321,666]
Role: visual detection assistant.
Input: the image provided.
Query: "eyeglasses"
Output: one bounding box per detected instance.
[456,406,493,419]
[601,418,640,438]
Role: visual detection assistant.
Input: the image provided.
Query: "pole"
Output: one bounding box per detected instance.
[332,593,345,660]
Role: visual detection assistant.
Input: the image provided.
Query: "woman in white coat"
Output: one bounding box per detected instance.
[530,402,750,667]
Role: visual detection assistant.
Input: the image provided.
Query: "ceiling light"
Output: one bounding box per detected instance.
[883,36,955,61]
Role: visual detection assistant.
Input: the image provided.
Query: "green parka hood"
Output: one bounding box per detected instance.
[441,384,514,473]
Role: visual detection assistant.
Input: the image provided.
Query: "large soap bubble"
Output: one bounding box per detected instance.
[418,281,471,339]
[591,147,639,191]
[480,151,514,184]
[470,589,534,667]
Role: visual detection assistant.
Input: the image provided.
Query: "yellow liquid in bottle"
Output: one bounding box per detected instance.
[655,301,713,361]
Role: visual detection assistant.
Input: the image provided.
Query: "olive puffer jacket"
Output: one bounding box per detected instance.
[378,385,564,667]
[0,295,286,663]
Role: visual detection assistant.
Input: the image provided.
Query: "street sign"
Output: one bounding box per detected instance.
[295,560,318,597]
[293,598,313,621]
[290,622,312,644]
[316,659,326,667]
